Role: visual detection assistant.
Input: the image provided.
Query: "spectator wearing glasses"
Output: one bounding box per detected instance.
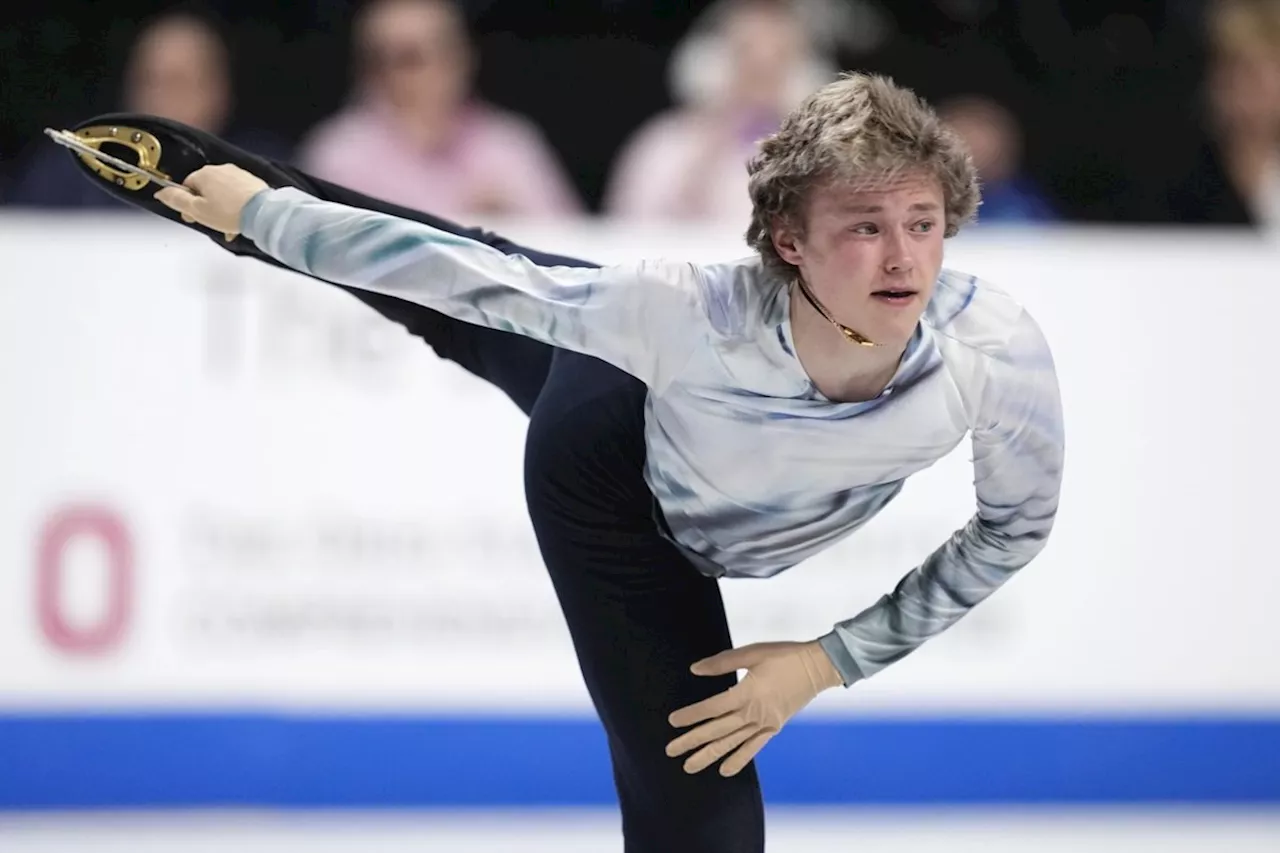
[298,0,583,221]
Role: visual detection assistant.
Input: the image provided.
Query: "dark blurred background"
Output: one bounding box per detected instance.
[2,0,1277,229]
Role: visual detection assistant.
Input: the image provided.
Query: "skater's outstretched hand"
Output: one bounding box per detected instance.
[666,640,842,777]
[154,164,269,239]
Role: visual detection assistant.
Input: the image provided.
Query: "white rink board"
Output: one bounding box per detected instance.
[1,214,1277,714]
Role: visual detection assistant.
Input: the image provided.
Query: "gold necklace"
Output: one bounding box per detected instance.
[790,277,881,347]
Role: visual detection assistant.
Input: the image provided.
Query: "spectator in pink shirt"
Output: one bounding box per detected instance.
[602,0,836,223]
[299,0,583,220]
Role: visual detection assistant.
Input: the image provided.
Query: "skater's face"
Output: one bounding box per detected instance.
[771,171,945,349]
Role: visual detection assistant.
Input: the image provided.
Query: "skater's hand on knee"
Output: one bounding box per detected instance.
[666,640,842,777]
[154,164,269,239]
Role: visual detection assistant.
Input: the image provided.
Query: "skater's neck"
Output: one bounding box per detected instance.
[788,286,908,403]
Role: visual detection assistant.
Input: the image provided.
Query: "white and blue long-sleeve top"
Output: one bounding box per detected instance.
[241,187,1065,686]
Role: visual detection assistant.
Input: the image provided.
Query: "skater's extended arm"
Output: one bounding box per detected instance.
[818,310,1065,685]
[158,167,706,392]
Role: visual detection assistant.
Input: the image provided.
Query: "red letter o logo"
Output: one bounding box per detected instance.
[36,505,133,654]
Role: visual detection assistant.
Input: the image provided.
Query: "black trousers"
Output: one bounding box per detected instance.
[138,127,766,851]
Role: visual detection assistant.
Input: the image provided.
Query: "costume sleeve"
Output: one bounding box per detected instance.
[240,187,705,392]
[818,309,1065,685]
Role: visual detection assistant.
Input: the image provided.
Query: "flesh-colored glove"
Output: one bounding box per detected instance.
[154,164,269,240]
[666,639,843,776]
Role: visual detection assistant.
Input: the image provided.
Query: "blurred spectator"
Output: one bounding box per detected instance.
[298,0,582,220]
[5,6,290,210]
[1169,0,1280,234]
[937,94,1058,225]
[602,0,836,222]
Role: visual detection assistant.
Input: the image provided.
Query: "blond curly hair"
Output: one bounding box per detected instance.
[745,72,981,280]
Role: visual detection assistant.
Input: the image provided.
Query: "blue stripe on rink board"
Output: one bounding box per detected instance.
[1,714,1279,808]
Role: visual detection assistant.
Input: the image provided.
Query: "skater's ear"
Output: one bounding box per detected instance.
[770,216,805,268]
